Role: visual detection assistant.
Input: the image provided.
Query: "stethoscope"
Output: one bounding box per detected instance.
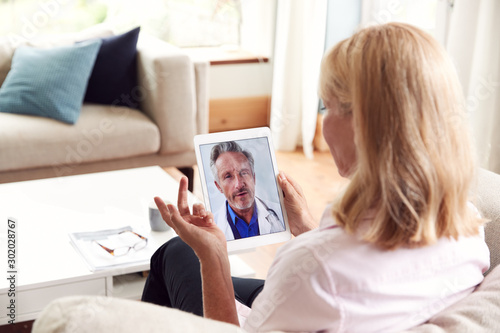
[256,197,282,227]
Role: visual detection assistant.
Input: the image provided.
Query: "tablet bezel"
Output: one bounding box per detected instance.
[194,127,291,253]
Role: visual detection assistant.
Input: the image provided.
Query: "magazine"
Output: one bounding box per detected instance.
[69,226,157,271]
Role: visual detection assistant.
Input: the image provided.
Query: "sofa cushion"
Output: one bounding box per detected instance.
[0,104,160,173]
[0,40,102,124]
[83,27,141,106]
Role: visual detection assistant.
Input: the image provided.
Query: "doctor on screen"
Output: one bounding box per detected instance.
[210,141,284,241]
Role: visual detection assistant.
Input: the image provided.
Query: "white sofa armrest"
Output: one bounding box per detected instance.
[402,265,500,332]
[136,34,209,156]
[32,296,249,333]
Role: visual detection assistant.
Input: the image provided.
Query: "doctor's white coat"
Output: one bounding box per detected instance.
[214,197,284,241]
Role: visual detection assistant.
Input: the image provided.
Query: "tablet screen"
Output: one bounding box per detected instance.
[194,128,291,252]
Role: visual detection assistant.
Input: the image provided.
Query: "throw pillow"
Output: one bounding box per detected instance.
[83,27,140,107]
[0,40,102,124]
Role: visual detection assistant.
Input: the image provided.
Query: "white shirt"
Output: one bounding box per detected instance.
[238,205,490,333]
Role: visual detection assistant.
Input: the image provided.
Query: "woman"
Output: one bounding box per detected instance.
[142,23,489,332]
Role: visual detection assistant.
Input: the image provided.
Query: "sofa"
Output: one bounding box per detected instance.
[0,25,208,184]
[31,168,500,332]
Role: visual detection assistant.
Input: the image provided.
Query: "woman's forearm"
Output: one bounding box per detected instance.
[155,181,239,325]
[200,249,239,325]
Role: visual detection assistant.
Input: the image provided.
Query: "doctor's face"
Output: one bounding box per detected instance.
[214,151,256,211]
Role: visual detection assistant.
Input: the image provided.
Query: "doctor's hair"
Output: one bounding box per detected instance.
[210,141,255,183]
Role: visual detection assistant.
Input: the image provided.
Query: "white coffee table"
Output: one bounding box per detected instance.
[0,166,254,325]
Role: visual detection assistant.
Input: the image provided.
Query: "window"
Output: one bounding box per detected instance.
[0,0,108,40]
[0,0,242,48]
[361,0,453,45]
[105,0,242,48]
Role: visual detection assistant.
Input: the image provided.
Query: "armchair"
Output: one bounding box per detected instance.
[30,168,500,332]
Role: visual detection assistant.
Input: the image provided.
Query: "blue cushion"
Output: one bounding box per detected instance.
[0,40,102,124]
[83,27,140,107]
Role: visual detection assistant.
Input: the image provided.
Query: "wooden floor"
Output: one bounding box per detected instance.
[188,149,350,279]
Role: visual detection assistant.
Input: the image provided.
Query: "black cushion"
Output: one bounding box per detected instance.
[83,27,140,107]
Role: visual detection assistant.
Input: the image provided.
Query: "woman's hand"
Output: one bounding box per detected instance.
[155,176,238,325]
[154,176,226,261]
[278,171,316,236]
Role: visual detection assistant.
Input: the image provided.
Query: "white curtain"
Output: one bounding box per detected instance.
[269,0,328,158]
[446,0,500,173]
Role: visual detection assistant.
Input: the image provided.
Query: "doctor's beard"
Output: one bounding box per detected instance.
[230,188,255,210]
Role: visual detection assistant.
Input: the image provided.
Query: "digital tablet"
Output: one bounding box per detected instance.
[194,127,291,253]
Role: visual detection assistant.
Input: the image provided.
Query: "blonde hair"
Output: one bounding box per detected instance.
[319,23,482,250]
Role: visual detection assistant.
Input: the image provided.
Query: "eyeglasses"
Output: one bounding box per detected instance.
[93,230,148,257]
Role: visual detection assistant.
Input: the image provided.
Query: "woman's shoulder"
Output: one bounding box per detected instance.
[276,212,489,285]
[270,220,363,286]
[274,201,489,277]
[318,203,337,228]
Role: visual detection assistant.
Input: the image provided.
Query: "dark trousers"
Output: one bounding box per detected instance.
[141,237,265,316]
